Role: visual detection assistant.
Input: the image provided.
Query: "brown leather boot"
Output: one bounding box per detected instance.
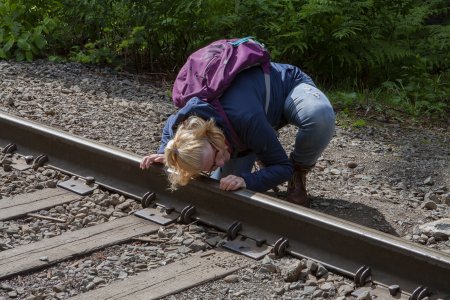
[286,162,313,207]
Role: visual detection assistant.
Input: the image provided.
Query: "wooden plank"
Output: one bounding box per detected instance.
[0,188,81,221]
[0,216,159,280]
[71,250,249,300]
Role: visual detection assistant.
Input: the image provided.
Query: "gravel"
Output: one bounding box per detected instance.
[0,60,449,299]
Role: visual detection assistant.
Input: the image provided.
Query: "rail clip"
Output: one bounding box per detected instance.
[179,205,196,224]
[354,265,371,286]
[410,286,431,300]
[273,237,289,258]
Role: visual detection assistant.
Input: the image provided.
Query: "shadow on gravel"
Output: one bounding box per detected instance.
[264,190,399,237]
[310,196,399,236]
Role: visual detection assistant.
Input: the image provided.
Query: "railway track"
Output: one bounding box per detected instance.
[1,111,450,299]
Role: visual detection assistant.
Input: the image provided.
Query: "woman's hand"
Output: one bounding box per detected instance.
[220,175,246,191]
[140,154,165,169]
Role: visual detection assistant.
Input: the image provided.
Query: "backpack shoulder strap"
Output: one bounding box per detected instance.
[264,73,270,114]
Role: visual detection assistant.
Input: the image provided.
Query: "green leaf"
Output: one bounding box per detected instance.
[17,38,31,51]
[0,49,7,59]
[32,33,46,49]
[3,37,14,52]
[15,50,24,61]
[352,119,366,128]
[25,50,33,61]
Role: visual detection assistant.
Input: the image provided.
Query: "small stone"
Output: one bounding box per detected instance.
[0,283,14,291]
[421,200,437,210]
[281,260,303,282]
[224,274,239,283]
[320,282,335,292]
[106,256,119,261]
[330,168,341,175]
[418,218,450,240]
[93,277,106,285]
[352,288,371,300]
[306,260,318,272]
[6,225,20,234]
[53,284,66,293]
[423,176,434,185]
[259,255,278,273]
[46,180,57,188]
[182,238,194,246]
[338,284,354,296]
[188,240,207,251]
[289,281,302,290]
[273,287,285,295]
[8,291,18,298]
[315,264,328,277]
[39,256,49,261]
[440,193,450,204]
[116,200,132,211]
[347,162,358,169]
[233,290,246,297]
[157,228,166,238]
[424,191,438,202]
[85,282,96,291]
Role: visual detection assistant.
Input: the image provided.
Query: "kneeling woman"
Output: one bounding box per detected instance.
[140,62,335,207]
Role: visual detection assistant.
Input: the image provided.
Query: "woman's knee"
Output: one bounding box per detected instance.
[285,84,334,127]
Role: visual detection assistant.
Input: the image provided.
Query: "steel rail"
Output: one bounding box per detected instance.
[1,111,449,298]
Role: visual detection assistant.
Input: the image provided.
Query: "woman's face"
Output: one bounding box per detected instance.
[200,141,229,174]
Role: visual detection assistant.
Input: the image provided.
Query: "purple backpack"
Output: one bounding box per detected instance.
[172,37,271,150]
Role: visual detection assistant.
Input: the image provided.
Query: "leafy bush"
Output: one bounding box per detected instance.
[0,0,57,61]
[381,64,449,118]
[0,0,448,120]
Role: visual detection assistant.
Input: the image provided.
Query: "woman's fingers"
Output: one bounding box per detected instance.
[220,175,246,191]
[140,154,165,169]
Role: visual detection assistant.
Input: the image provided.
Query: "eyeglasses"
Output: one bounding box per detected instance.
[203,146,219,177]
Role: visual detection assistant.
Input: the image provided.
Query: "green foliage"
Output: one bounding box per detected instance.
[381,64,449,118]
[0,0,448,120]
[0,0,57,61]
[352,119,367,128]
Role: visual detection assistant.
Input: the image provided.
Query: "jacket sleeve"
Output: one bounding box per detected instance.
[157,115,177,154]
[239,114,293,192]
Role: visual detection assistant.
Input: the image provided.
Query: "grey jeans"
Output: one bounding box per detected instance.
[212,83,335,179]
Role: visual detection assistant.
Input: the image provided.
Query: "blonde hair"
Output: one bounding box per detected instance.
[164,116,227,190]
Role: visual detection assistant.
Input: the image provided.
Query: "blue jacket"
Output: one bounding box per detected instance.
[158,62,315,192]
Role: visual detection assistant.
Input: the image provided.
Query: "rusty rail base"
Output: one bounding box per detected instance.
[1,111,450,298]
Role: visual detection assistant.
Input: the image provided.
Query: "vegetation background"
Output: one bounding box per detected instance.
[1,0,449,122]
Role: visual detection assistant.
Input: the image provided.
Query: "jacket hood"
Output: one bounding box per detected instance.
[166,97,236,153]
